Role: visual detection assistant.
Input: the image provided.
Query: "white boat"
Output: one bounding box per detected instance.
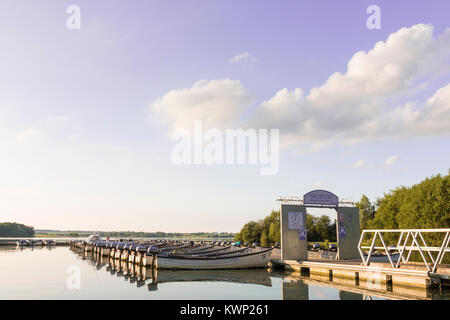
[31,239,45,246]
[16,239,31,246]
[101,247,110,256]
[142,253,155,267]
[83,234,101,252]
[156,248,272,270]
[44,239,56,246]
[129,251,136,263]
[142,243,219,267]
[135,252,143,265]
[363,252,400,263]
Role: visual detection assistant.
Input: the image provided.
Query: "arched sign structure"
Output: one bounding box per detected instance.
[279,190,360,261]
[303,190,338,206]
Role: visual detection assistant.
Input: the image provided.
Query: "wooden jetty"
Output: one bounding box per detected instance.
[276,272,450,300]
[270,259,450,288]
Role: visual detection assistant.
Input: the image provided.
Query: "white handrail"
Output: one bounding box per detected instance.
[358,229,450,273]
[361,228,450,232]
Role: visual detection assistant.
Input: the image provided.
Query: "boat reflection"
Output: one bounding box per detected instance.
[85,249,273,290]
[154,269,272,287]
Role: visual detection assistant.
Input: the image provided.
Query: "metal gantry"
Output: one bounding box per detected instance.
[276,196,356,207]
[358,229,450,273]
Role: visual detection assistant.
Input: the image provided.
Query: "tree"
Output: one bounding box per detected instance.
[305,214,336,242]
[261,210,280,246]
[0,223,34,237]
[235,221,263,245]
[356,194,375,231]
[370,172,450,244]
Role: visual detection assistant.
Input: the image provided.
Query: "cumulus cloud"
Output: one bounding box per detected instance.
[384,155,399,167]
[250,24,450,148]
[149,24,450,151]
[47,115,68,123]
[149,79,253,131]
[352,159,371,168]
[229,52,255,64]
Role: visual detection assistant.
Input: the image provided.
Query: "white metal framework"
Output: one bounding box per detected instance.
[276,196,356,207]
[358,229,450,273]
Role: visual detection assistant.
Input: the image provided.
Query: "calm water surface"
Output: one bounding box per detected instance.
[0,246,447,300]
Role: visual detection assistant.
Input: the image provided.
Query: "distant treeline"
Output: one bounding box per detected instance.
[98,231,235,239]
[0,223,34,237]
[236,171,450,248]
[35,230,235,239]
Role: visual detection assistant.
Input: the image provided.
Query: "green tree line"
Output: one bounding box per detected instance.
[236,171,449,249]
[0,223,34,237]
[234,210,337,247]
[357,172,450,244]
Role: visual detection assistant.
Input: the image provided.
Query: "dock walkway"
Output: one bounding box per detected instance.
[271,258,450,288]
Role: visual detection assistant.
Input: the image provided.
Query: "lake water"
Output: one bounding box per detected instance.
[0,246,448,300]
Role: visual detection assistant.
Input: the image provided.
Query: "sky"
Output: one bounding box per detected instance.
[0,0,449,232]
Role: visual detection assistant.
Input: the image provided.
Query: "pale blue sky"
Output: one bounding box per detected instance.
[0,1,449,232]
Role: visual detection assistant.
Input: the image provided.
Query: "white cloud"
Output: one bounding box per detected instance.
[312,181,323,187]
[150,24,450,151]
[149,79,253,131]
[229,52,255,64]
[68,133,81,140]
[249,24,450,148]
[384,155,399,167]
[47,115,68,123]
[352,159,369,168]
[16,130,41,141]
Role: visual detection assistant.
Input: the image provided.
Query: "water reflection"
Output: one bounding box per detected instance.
[1,246,448,300]
[275,272,450,300]
[84,248,385,300]
[281,278,309,300]
[154,269,272,286]
[85,250,273,289]
[0,245,57,253]
[76,247,450,300]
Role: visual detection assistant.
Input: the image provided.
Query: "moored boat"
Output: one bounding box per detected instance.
[44,239,56,246]
[16,239,31,246]
[31,239,45,246]
[156,247,272,270]
[142,252,155,267]
[363,251,400,263]
[84,234,101,252]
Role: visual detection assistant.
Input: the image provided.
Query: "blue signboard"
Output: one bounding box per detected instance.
[303,190,339,206]
[339,226,346,238]
[299,228,307,241]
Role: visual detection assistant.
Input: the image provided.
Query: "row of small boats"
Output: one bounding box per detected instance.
[84,252,273,289]
[70,234,272,270]
[16,239,56,247]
